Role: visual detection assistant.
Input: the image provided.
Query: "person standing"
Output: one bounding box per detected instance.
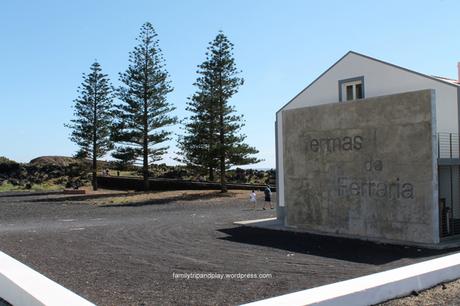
[263,185,273,210]
[249,190,257,210]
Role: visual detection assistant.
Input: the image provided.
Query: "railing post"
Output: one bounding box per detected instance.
[438,133,441,159]
[458,133,460,159]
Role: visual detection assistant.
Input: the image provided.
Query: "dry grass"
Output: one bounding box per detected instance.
[84,189,251,206]
[0,182,63,193]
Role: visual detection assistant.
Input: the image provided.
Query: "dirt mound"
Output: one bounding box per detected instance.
[0,156,17,164]
[29,156,77,167]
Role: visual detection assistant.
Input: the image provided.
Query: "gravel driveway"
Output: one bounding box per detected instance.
[0,191,458,305]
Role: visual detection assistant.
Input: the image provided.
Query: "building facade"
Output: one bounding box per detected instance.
[276,51,460,245]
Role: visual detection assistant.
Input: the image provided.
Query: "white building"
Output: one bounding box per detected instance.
[276,51,460,242]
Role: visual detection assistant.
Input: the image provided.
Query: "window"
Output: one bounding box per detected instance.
[339,77,364,102]
[346,85,354,100]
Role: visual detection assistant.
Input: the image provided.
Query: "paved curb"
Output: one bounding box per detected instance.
[0,250,95,306]
[241,252,460,306]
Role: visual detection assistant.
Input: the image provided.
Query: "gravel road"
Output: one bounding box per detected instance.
[0,191,458,305]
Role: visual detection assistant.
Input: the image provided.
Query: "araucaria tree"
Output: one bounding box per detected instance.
[112,22,176,190]
[178,32,260,192]
[176,92,219,181]
[66,61,114,190]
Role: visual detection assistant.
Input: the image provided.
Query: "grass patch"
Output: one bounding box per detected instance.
[0,182,21,192]
[0,182,63,193]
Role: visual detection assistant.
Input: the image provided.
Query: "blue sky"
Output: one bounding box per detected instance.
[1,0,459,168]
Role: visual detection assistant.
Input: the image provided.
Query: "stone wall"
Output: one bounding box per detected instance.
[282,89,438,244]
[96,176,275,192]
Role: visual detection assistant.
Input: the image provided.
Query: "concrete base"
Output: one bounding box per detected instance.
[275,206,285,223]
[234,218,460,250]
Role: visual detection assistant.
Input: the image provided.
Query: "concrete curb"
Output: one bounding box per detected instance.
[0,250,95,306]
[241,252,460,306]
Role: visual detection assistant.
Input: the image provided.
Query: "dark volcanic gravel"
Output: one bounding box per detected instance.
[0,191,458,306]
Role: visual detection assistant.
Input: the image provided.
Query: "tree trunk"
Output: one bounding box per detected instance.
[219,104,226,193]
[143,89,149,191]
[92,87,98,191]
[143,121,149,191]
[209,167,214,182]
[143,167,149,190]
[92,155,97,191]
[220,156,226,192]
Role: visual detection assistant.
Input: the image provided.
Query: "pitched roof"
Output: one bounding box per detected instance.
[432,75,460,86]
[348,51,460,88]
[278,51,459,114]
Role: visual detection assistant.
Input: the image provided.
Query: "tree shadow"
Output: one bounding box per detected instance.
[29,192,131,202]
[100,191,232,207]
[218,226,459,265]
[0,191,63,198]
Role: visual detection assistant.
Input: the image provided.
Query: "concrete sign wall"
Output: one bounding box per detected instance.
[282,90,439,244]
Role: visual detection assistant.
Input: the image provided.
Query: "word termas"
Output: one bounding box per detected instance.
[307,135,363,154]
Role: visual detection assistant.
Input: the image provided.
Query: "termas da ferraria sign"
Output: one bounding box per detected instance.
[304,134,414,200]
[281,90,437,244]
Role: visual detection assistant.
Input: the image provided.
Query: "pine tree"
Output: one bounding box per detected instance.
[178,32,260,191]
[176,91,219,180]
[111,147,137,170]
[112,22,176,190]
[66,61,114,190]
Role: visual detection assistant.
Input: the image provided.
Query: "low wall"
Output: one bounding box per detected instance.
[243,252,460,306]
[96,176,276,192]
[0,250,94,306]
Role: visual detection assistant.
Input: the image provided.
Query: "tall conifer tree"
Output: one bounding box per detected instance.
[112,22,176,190]
[178,32,260,191]
[66,61,114,190]
[176,92,219,180]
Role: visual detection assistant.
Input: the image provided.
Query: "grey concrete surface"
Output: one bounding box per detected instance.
[282,90,438,244]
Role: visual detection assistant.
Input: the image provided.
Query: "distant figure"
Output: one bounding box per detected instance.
[249,190,257,210]
[117,170,120,177]
[105,169,110,176]
[263,185,273,210]
[73,179,81,190]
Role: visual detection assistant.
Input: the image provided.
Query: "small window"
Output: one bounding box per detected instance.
[346,85,353,100]
[355,83,363,99]
[339,77,364,102]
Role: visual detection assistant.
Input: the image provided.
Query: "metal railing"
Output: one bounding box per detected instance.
[438,132,460,159]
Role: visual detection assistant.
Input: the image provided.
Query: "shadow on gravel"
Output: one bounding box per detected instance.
[29,192,130,202]
[219,227,459,265]
[101,192,229,207]
[0,191,63,198]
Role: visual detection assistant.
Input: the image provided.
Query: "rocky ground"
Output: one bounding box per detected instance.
[0,191,459,305]
[0,155,276,193]
[380,278,460,305]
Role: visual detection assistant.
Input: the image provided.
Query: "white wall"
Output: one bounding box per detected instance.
[282,52,458,132]
[276,52,459,213]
